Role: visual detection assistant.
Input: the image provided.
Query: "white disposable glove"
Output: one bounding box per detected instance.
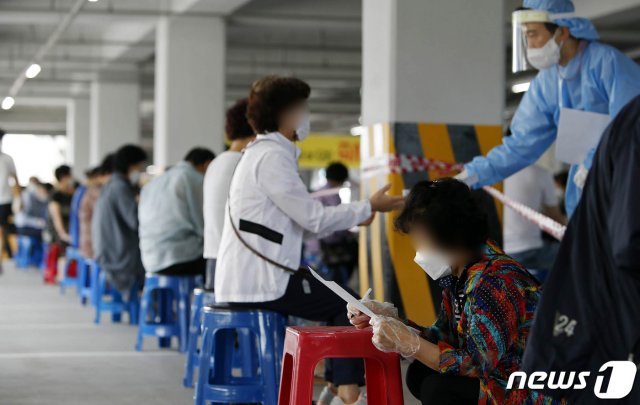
[347,299,398,320]
[370,315,421,358]
[573,164,589,189]
[348,299,399,329]
[454,169,479,187]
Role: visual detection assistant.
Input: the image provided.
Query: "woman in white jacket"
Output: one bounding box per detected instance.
[215,76,404,405]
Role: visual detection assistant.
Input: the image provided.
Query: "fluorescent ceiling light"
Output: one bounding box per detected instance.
[25,63,42,79]
[2,96,15,110]
[511,82,531,94]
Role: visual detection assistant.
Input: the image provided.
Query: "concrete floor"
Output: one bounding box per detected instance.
[0,261,420,405]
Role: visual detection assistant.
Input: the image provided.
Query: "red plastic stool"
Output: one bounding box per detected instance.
[278,326,404,405]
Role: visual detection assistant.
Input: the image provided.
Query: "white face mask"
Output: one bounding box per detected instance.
[295,112,311,141]
[527,32,562,70]
[414,250,452,280]
[128,170,142,186]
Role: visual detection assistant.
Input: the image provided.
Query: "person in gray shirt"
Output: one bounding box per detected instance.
[92,145,147,296]
[138,147,215,279]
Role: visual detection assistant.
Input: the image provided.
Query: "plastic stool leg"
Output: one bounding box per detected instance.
[178,294,189,353]
[135,293,148,352]
[111,290,123,323]
[183,291,203,387]
[260,322,280,405]
[288,355,316,405]
[194,324,214,405]
[278,352,294,405]
[158,289,172,348]
[94,272,105,325]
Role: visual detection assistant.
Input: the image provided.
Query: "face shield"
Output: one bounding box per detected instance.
[512,9,575,73]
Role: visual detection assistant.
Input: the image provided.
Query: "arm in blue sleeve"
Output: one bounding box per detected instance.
[464,76,557,188]
[600,47,640,118]
[582,47,640,172]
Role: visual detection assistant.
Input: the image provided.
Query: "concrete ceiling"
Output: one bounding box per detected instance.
[0,0,639,135]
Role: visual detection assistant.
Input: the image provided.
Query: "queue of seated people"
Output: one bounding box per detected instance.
[16,75,562,405]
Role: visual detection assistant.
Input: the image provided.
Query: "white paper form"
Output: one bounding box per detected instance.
[556,108,611,164]
[308,266,376,318]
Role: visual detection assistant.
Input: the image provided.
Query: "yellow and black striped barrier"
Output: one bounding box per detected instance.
[359,122,504,325]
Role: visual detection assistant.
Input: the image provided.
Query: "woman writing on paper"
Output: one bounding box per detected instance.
[349,179,559,404]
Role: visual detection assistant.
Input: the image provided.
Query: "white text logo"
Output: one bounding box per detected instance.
[507,361,637,399]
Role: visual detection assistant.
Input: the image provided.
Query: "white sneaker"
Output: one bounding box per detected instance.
[317,386,336,405]
[329,393,367,405]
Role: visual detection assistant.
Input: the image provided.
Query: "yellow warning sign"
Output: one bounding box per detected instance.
[298,134,360,169]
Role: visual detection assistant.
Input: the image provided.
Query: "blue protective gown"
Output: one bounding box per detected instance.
[465,41,640,217]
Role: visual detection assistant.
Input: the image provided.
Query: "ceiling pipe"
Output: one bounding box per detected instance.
[4,0,87,103]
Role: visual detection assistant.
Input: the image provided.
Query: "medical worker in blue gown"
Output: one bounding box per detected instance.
[458,0,640,217]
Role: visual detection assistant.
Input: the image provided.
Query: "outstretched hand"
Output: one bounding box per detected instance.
[369,184,404,213]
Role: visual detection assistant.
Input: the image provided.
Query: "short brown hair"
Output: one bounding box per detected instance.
[247,76,311,134]
[225,98,254,141]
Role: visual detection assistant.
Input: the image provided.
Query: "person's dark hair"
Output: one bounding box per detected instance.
[247,75,311,134]
[85,166,102,179]
[326,162,349,184]
[54,165,72,182]
[184,147,216,166]
[113,145,147,175]
[394,178,489,251]
[226,98,254,141]
[99,153,114,175]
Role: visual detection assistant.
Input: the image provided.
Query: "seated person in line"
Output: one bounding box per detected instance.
[48,165,75,246]
[203,98,255,289]
[92,145,147,297]
[79,154,113,260]
[43,165,76,282]
[139,147,215,279]
[15,177,49,240]
[349,179,558,405]
[215,75,404,405]
[305,162,359,287]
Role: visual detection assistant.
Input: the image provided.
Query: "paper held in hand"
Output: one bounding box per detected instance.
[307,266,376,318]
[556,108,611,164]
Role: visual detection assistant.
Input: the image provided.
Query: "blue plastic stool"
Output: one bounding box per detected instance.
[194,305,286,405]
[88,260,140,325]
[60,247,79,294]
[75,256,92,305]
[15,235,44,269]
[183,289,257,388]
[135,273,198,352]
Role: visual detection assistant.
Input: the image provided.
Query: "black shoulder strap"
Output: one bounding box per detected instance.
[226,152,301,275]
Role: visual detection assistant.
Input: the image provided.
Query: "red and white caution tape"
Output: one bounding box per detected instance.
[361,153,567,240]
[361,153,463,178]
[482,186,566,241]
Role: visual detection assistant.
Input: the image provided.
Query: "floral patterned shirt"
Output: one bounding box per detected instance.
[410,241,563,404]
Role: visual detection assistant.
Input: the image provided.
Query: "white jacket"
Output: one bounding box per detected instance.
[215,132,371,302]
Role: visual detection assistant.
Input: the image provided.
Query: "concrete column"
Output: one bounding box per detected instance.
[362,0,504,125]
[359,0,505,326]
[154,16,226,170]
[66,97,91,177]
[89,80,141,165]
